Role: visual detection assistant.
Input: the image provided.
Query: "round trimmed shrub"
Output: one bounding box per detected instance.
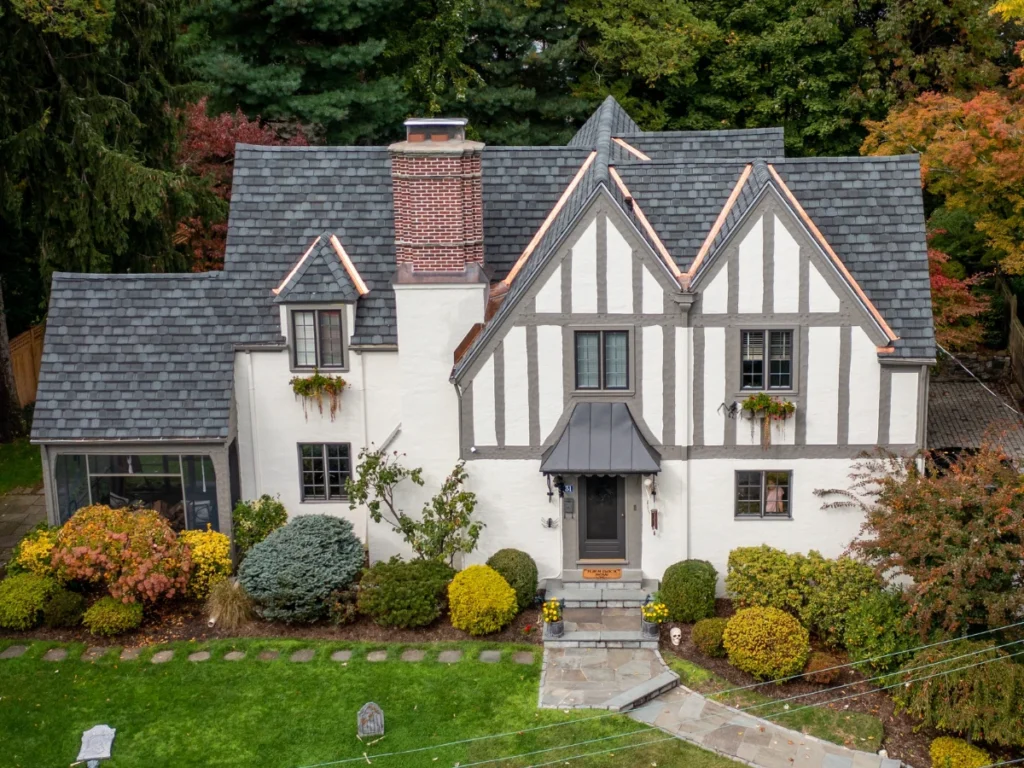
[726,545,807,616]
[800,555,881,647]
[0,573,58,630]
[232,495,288,560]
[358,558,455,628]
[180,528,232,599]
[692,617,728,657]
[486,549,538,612]
[83,597,143,637]
[723,607,810,680]
[238,514,363,623]
[42,588,87,628]
[448,564,518,636]
[804,651,841,684]
[661,560,717,622]
[930,737,991,768]
[842,590,916,673]
[7,523,58,577]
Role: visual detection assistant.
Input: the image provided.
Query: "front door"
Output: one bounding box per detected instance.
[579,474,626,559]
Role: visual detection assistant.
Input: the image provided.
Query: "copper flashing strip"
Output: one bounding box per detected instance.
[501,151,598,287]
[272,236,321,295]
[330,235,370,296]
[608,165,681,278]
[612,137,651,162]
[768,165,899,342]
[687,164,752,283]
[876,346,896,354]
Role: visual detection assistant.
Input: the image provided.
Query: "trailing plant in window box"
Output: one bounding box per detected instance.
[290,368,347,420]
[741,393,795,449]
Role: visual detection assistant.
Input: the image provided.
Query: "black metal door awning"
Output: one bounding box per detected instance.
[540,402,661,474]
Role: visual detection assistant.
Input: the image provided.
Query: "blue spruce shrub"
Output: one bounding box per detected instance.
[238,514,363,622]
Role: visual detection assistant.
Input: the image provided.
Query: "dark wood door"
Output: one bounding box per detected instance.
[579,475,625,559]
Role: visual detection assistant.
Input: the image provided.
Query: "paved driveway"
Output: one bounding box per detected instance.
[0,488,46,570]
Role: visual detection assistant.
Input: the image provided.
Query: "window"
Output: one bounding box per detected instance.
[741,330,793,390]
[299,443,351,501]
[292,309,344,369]
[735,471,792,519]
[575,331,629,390]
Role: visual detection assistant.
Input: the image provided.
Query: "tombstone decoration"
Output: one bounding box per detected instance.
[357,702,385,738]
[77,724,116,767]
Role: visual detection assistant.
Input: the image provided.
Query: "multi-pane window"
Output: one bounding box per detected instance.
[292,310,344,369]
[741,330,793,390]
[575,331,629,390]
[299,443,351,501]
[735,471,792,519]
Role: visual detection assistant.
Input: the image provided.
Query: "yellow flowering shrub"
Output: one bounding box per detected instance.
[9,526,58,577]
[180,527,232,599]
[929,738,990,768]
[723,606,810,679]
[447,564,517,636]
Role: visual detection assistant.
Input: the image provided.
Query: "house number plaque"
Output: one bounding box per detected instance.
[582,568,622,580]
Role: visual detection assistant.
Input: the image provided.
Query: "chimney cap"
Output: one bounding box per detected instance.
[403,117,469,128]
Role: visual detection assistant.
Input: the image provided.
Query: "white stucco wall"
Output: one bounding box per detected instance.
[535,264,561,313]
[642,325,664,442]
[808,262,841,313]
[848,327,881,444]
[677,327,692,447]
[738,216,764,314]
[773,215,800,313]
[503,325,530,446]
[642,266,664,314]
[473,356,497,446]
[641,459,686,580]
[571,220,598,313]
[537,325,563,443]
[889,370,920,443]
[703,328,726,444]
[702,263,728,314]
[607,222,633,314]
[805,326,841,444]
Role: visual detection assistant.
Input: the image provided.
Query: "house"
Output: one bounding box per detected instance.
[29,98,935,589]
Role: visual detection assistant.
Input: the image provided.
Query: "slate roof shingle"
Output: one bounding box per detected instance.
[273,234,363,304]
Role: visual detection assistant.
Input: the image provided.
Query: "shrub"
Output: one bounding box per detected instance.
[842,590,917,673]
[83,597,143,637]
[486,549,538,612]
[723,607,811,680]
[661,560,717,622]
[7,523,58,577]
[205,578,253,632]
[448,564,518,636]
[358,558,455,628]
[930,737,991,768]
[328,588,359,626]
[804,652,841,684]
[692,617,728,658]
[0,573,58,630]
[42,588,86,628]
[893,641,1024,748]
[51,505,191,603]
[726,546,807,616]
[180,527,232,599]
[800,555,882,647]
[232,495,288,560]
[238,514,363,623]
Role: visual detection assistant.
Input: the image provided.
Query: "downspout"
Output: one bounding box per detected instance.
[360,350,370,546]
[246,351,261,495]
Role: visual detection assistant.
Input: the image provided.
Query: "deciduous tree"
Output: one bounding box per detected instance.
[928,245,990,350]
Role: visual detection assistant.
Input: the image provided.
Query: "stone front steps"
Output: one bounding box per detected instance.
[603,670,681,712]
[543,606,659,650]
[544,629,659,650]
[542,578,659,608]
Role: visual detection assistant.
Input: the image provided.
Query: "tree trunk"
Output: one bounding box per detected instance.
[0,278,26,442]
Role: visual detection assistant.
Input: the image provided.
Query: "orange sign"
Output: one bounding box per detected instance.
[582,568,622,580]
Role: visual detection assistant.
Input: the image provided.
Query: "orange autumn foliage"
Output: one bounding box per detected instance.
[928,246,989,350]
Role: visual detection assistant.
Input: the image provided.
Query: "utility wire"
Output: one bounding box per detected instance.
[294,712,623,768]
[707,618,1024,698]
[762,647,1024,720]
[454,727,657,768]
[936,343,1022,417]
[522,735,679,768]
[979,758,1024,768]
[740,635,1024,713]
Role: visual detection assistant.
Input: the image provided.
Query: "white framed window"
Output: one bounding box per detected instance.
[292,309,344,369]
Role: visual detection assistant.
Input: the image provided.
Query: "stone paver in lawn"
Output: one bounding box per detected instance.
[120,647,141,661]
[43,648,67,662]
[479,650,501,663]
[0,645,28,659]
[0,489,45,570]
[513,652,535,665]
[366,650,387,662]
[400,649,425,662]
[330,650,352,662]
[188,651,211,662]
[290,649,315,663]
[224,651,245,661]
[151,650,174,664]
[629,685,899,768]
[258,650,280,661]
[437,650,462,663]
[81,647,107,662]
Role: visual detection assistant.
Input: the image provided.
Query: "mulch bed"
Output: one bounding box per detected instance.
[661,604,936,768]
[0,599,546,648]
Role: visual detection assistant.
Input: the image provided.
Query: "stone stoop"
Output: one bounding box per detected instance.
[543,578,659,608]
[601,671,680,712]
[543,630,659,650]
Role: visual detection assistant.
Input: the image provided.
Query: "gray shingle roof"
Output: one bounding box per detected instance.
[273,234,362,304]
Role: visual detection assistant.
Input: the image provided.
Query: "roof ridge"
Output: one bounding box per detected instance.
[51,271,224,281]
[615,127,784,138]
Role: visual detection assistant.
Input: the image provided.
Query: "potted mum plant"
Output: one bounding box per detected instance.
[641,600,668,639]
[740,393,795,449]
[542,598,564,638]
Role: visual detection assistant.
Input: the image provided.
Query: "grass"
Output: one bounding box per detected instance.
[0,639,744,768]
[0,438,42,495]
[664,656,885,752]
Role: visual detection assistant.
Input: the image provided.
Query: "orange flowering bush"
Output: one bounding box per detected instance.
[52,505,191,604]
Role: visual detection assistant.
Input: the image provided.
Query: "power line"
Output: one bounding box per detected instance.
[980,759,1024,768]
[522,735,679,768]
[936,343,1022,416]
[740,636,1024,713]
[454,727,657,768]
[707,618,1024,698]
[294,712,623,768]
[762,647,1024,721]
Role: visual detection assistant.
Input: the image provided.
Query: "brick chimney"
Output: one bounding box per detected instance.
[389,118,485,273]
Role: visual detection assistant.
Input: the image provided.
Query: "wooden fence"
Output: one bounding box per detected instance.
[9,323,44,407]
[998,280,1024,396]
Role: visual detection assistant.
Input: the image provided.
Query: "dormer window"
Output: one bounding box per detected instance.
[292,309,344,369]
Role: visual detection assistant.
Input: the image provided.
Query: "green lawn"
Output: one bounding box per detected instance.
[0,438,42,495]
[0,639,743,768]
[664,656,884,752]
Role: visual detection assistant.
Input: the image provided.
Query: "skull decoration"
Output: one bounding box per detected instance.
[670,627,682,646]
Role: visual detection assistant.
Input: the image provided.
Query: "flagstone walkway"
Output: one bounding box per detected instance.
[0,488,46,570]
[539,647,673,708]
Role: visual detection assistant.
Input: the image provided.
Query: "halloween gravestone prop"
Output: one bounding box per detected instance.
[77,724,116,767]
[357,702,384,737]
